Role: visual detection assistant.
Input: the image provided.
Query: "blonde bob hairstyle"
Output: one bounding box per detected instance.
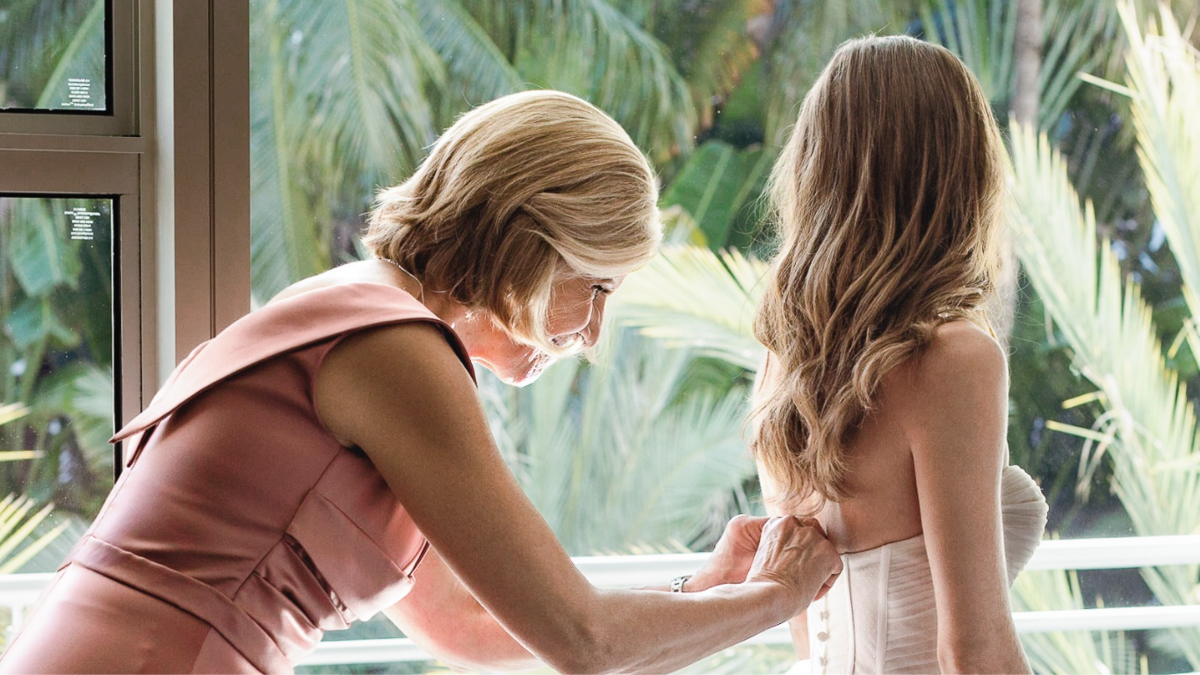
[363,90,661,356]
[753,36,1006,511]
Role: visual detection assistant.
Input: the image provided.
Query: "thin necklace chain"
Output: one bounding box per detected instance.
[380,257,426,304]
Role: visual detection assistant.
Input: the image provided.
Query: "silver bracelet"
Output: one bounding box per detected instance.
[670,574,692,593]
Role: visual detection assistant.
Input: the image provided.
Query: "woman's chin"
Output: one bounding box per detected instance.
[484,353,553,387]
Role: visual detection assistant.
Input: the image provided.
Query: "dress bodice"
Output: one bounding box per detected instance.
[804,465,1048,674]
[72,283,473,672]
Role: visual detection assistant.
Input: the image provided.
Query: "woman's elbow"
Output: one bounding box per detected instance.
[538,625,619,675]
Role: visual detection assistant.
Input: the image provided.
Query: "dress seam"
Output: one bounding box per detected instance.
[231,450,342,600]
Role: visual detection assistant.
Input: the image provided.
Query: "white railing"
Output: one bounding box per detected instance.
[2,535,1198,666]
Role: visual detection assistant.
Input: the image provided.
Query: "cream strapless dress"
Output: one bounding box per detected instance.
[794,465,1048,675]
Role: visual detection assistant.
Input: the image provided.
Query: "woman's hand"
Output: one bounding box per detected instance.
[746,516,843,611]
[685,515,766,591]
[689,515,839,603]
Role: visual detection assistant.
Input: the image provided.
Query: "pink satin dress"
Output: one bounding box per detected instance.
[0,283,474,674]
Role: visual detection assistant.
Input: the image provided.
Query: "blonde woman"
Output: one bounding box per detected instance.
[0,91,842,674]
[752,38,1048,674]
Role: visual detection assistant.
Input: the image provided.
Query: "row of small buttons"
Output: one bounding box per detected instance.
[812,597,830,673]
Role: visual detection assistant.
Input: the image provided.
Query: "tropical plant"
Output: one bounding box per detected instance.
[0,403,35,465]
[615,244,767,371]
[0,493,68,575]
[1004,2,1200,661]
[660,141,774,252]
[0,0,106,111]
[919,0,1118,131]
[1011,567,1139,674]
[249,0,772,301]
[0,404,68,576]
[0,195,115,519]
[480,327,758,555]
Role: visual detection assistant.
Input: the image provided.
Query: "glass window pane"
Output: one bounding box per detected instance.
[0,195,114,582]
[0,0,110,113]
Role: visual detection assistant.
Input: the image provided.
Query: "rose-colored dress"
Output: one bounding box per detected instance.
[0,283,473,674]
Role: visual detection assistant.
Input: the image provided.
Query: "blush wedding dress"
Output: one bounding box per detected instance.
[792,464,1048,674]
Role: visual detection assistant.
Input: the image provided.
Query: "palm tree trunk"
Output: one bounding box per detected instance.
[993,0,1044,347]
[1013,0,1043,127]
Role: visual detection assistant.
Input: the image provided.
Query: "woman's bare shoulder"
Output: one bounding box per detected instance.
[878,319,1008,441]
[892,319,1006,389]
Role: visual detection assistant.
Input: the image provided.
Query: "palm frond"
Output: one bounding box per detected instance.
[1011,567,1139,674]
[919,0,1016,103]
[279,0,443,176]
[615,244,768,371]
[482,330,756,555]
[413,0,522,125]
[1007,120,1200,667]
[919,0,1114,130]
[1110,3,1200,362]
[249,0,330,299]
[32,0,105,110]
[460,0,697,157]
[1037,0,1118,131]
[660,141,772,250]
[4,198,82,297]
[0,494,68,574]
[0,0,100,109]
[33,364,114,475]
[0,402,30,427]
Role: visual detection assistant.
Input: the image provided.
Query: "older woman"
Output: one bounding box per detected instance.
[0,90,841,674]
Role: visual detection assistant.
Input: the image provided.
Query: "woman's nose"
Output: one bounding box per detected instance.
[580,298,607,349]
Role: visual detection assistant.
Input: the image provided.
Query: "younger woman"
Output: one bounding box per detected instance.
[753,37,1048,674]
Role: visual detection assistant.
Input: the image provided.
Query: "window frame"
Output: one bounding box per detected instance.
[0,147,145,440]
[0,0,138,135]
[0,0,252,469]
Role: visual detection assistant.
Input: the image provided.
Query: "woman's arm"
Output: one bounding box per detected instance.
[316,324,843,675]
[384,548,536,671]
[384,515,779,671]
[896,323,1030,674]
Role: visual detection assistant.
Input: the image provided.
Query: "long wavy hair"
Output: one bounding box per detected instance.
[752,35,1006,511]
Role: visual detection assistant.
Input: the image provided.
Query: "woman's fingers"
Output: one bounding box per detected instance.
[796,517,828,538]
[813,569,841,602]
[746,516,843,611]
[686,515,769,590]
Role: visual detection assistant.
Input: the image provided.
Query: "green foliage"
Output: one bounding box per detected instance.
[919,0,1116,130]
[31,0,105,110]
[0,0,105,110]
[617,244,767,371]
[481,329,757,555]
[0,407,69,576]
[660,141,772,251]
[456,0,696,156]
[248,0,765,300]
[0,493,68,574]
[1011,568,1139,674]
[0,195,114,521]
[1008,105,1200,666]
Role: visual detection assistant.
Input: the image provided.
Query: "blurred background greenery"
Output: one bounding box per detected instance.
[3,0,1200,672]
